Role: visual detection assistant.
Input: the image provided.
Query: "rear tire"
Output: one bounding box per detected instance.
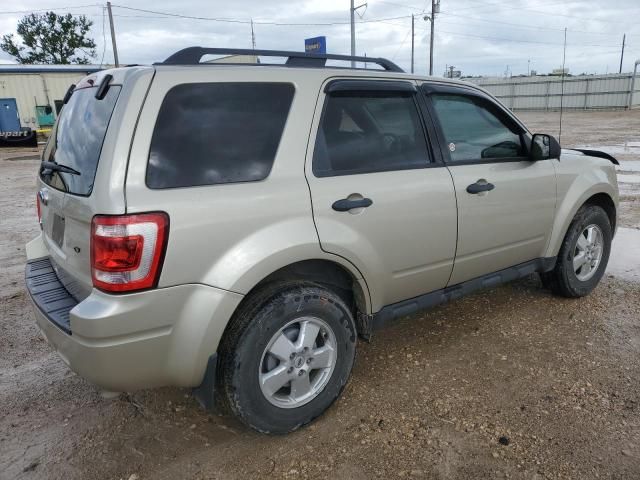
[540,205,612,298]
[217,281,357,434]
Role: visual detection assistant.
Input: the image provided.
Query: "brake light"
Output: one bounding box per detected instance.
[36,193,42,227]
[91,212,169,293]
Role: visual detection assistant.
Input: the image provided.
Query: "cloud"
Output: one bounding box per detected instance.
[0,0,638,76]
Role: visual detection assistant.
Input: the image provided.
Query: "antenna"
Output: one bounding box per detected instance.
[559,27,567,144]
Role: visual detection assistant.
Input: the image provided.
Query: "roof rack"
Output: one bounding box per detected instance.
[159,47,404,73]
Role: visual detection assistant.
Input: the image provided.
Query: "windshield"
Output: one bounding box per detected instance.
[41,85,121,196]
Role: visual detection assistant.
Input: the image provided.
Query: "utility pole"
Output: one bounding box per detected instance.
[350,0,367,67]
[411,14,415,74]
[106,2,119,67]
[619,33,626,74]
[350,0,355,66]
[448,65,455,78]
[429,0,436,75]
[251,19,256,49]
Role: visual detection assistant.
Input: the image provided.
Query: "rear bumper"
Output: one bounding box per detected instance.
[25,256,243,392]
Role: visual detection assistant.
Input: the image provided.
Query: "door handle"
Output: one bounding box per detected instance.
[332,197,373,212]
[466,181,495,194]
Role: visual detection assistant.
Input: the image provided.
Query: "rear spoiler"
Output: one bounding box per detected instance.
[568,149,619,165]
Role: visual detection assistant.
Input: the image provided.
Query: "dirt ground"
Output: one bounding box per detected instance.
[520,109,640,230]
[1,110,639,480]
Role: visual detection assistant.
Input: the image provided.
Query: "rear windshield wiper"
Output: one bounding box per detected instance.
[40,161,81,176]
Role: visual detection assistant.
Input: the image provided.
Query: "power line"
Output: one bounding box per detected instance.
[439,0,640,32]
[0,4,100,15]
[376,0,426,11]
[110,4,416,26]
[438,11,632,36]
[374,4,640,38]
[402,19,625,48]
[525,7,640,24]
[434,28,622,48]
[2,2,635,40]
[0,1,633,70]
[105,8,640,40]
[391,47,624,65]
[445,0,571,14]
[392,25,413,60]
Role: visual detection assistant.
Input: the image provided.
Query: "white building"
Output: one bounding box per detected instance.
[0,58,260,132]
[0,64,102,131]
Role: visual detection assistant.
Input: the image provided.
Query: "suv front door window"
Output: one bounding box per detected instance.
[431,93,527,163]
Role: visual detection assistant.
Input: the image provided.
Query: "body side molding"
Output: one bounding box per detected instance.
[369,257,557,332]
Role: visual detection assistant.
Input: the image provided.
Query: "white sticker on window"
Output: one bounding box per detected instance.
[448,142,456,152]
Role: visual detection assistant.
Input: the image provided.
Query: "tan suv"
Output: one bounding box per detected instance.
[25,47,619,434]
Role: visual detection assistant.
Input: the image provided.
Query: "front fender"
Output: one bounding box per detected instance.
[545,159,618,257]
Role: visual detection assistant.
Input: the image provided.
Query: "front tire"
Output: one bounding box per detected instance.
[541,205,612,297]
[217,282,357,434]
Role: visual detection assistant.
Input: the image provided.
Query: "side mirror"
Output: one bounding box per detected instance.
[530,133,561,160]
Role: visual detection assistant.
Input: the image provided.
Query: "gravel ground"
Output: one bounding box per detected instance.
[1,110,639,480]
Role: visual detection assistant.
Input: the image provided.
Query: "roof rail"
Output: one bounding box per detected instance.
[159,47,404,73]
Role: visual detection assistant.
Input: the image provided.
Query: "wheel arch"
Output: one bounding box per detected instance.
[583,192,616,233]
[223,258,372,342]
[546,186,617,258]
[248,259,370,314]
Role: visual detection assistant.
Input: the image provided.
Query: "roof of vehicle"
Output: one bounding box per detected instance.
[151,46,480,90]
[87,47,509,125]
[74,47,482,95]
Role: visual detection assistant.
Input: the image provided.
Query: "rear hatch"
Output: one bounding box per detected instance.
[37,68,153,300]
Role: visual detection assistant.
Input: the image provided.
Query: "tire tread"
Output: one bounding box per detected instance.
[541,204,611,298]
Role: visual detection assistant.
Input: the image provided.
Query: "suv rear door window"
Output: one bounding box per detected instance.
[431,93,526,163]
[313,92,430,177]
[41,85,121,196]
[147,82,295,189]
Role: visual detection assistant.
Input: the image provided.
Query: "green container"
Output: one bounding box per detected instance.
[36,105,55,127]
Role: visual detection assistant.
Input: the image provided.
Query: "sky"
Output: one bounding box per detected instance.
[0,0,639,77]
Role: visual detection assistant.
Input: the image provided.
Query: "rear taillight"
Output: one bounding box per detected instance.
[36,193,42,227]
[91,212,169,293]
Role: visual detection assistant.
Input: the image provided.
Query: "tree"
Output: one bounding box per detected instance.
[1,12,96,64]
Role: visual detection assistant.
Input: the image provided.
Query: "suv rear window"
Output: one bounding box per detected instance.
[146,82,295,189]
[41,85,121,196]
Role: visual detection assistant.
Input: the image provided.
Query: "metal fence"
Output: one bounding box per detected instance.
[467,73,640,110]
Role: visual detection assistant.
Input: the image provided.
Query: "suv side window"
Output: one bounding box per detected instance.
[313,92,430,177]
[147,82,294,189]
[431,93,527,163]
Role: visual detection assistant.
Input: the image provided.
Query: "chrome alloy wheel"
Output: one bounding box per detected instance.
[259,317,337,409]
[573,224,604,282]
